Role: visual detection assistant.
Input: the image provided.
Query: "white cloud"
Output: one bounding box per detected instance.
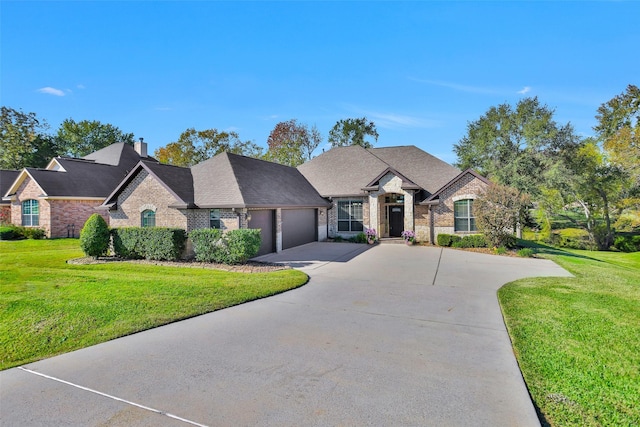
[342,104,439,129]
[77,84,86,90]
[37,87,66,96]
[409,78,496,95]
[517,86,532,95]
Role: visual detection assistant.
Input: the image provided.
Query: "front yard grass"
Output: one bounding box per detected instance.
[0,239,308,370]
[499,244,640,426]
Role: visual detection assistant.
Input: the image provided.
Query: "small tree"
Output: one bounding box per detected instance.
[80,214,110,259]
[475,183,530,248]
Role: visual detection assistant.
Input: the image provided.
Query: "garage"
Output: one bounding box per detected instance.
[282,208,317,250]
[248,209,276,256]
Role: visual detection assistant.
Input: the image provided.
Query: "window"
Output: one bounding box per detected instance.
[210,209,221,229]
[141,209,155,227]
[454,199,476,232]
[337,200,363,232]
[22,200,39,226]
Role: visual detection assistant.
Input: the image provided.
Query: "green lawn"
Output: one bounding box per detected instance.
[0,239,308,370]
[499,244,640,426]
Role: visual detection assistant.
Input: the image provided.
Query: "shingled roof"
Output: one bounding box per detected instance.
[103,153,330,210]
[3,143,147,199]
[192,153,330,208]
[102,161,195,209]
[0,170,20,205]
[297,145,461,198]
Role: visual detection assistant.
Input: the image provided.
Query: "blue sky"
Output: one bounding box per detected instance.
[2,1,638,164]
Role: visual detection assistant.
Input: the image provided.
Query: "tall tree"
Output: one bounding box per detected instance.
[56,119,135,158]
[154,128,262,167]
[0,106,55,169]
[264,119,321,167]
[328,117,378,148]
[454,97,579,197]
[475,183,531,247]
[595,84,640,187]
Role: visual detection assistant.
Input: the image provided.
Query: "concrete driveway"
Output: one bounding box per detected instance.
[1,243,571,426]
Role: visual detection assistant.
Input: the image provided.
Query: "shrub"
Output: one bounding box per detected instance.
[80,214,110,258]
[144,228,187,261]
[111,227,186,261]
[465,234,488,248]
[613,234,640,253]
[494,246,507,255]
[220,229,261,264]
[437,234,453,246]
[517,248,535,258]
[0,226,18,240]
[111,228,146,259]
[190,228,225,262]
[354,232,367,244]
[20,227,46,240]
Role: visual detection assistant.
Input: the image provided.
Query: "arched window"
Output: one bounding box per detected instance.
[141,209,156,227]
[454,199,476,232]
[22,200,39,226]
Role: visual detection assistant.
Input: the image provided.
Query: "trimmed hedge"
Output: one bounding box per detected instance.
[438,233,488,248]
[111,227,186,261]
[190,228,261,264]
[190,228,224,262]
[0,226,46,240]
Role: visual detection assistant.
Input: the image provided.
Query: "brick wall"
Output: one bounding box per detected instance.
[432,173,488,240]
[49,200,109,238]
[10,178,51,236]
[414,204,430,243]
[109,169,188,230]
[186,208,240,232]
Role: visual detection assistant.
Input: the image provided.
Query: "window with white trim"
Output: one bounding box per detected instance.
[454,199,476,232]
[210,209,221,229]
[141,209,156,227]
[337,200,363,232]
[22,199,39,226]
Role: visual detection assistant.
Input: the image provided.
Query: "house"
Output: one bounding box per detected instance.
[101,144,489,256]
[298,145,490,243]
[100,153,331,256]
[2,141,150,238]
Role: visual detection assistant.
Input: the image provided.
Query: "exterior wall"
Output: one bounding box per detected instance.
[49,199,109,238]
[368,173,415,238]
[317,207,328,241]
[0,205,12,225]
[185,208,240,232]
[10,178,51,236]
[414,204,430,243]
[109,169,187,229]
[432,174,489,242]
[327,196,368,238]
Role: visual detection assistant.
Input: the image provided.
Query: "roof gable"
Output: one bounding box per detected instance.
[103,161,194,208]
[422,169,491,204]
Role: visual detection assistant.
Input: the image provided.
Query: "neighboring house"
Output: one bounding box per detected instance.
[0,170,20,224]
[101,153,331,256]
[298,145,490,243]
[2,141,150,238]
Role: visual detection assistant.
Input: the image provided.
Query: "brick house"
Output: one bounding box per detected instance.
[298,145,490,243]
[2,141,150,238]
[101,153,331,256]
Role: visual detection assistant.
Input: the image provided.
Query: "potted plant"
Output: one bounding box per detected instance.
[401,230,416,245]
[365,228,378,244]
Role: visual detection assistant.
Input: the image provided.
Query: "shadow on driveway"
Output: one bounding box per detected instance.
[252,241,373,269]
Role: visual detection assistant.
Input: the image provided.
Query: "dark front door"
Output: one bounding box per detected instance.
[389,206,404,237]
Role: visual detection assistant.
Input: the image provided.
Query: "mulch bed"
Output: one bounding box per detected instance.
[67,257,290,273]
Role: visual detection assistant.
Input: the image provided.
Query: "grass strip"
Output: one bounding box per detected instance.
[0,239,308,370]
[499,244,640,426]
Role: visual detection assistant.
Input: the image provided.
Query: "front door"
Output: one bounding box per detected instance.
[389,206,404,237]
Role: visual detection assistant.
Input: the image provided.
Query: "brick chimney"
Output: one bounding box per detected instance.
[134,137,148,158]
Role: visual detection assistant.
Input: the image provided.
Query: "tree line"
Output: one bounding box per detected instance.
[455,84,639,250]
[0,110,379,170]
